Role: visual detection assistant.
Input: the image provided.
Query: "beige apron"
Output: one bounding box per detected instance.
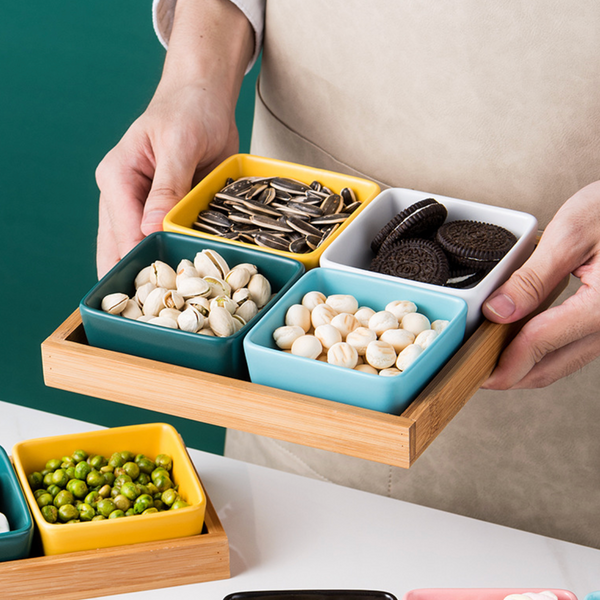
[227,0,600,548]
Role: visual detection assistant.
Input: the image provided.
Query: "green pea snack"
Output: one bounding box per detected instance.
[27,449,188,524]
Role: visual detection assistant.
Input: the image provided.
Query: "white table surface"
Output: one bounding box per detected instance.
[1,400,599,600]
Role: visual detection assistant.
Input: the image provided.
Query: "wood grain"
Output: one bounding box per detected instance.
[41,277,568,469]
[0,489,229,600]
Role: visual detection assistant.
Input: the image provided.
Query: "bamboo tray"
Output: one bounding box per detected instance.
[0,486,229,600]
[41,276,567,469]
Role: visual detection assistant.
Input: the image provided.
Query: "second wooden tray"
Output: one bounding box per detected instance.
[0,486,229,600]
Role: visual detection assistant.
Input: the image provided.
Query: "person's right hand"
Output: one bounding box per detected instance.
[95,80,239,278]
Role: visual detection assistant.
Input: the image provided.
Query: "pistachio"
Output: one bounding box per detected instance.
[163,290,185,310]
[235,300,258,323]
[225,265,252,291]
[176,276,210,299]
[149,260,177,290]
[148,316,178,329]
[186,296,210,317]
[176,259,198,277]
[134,266,153,289]
[273,325,305,350]
[326,294,359,315]
[136,315,154,323]
[247,273,271,308]
[197,327,215,336]
[232,287,251,305]
[159,308,182,321]
[121,299,143,320]
[285,304,311,332]
[208,306,236,337]
[232,314,246,333]
[291,335,323,359]
[210,295,238,315]
[194,249,229,279]
[101,293,129,315]
[401,312,431,335]
[235,262,258,276]
[204,276,232,299]
[142,287,168,316]
[177,306,204,332]
[134,282,156,307]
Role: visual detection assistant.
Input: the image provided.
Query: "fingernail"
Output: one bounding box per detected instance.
[485,293,516,318]
[142,211,165,228]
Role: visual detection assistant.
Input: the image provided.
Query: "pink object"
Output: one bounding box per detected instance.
[403,591,577,600]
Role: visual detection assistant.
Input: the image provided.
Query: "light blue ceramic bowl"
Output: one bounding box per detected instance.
[0,446,34,562]
[80,232,305,380]
[584,593,600,600]
[243,268,467,414]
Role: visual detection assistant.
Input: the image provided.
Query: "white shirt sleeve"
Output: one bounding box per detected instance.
[152,0,265,74]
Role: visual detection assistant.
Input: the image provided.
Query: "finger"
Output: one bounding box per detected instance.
[96,157,148,261]
[96,196,121,279]
[140,152,199,236]
[482,235,574,324]
[484,327,600,389]
[482,287,600,388]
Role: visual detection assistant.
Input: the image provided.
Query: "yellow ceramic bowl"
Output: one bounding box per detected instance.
[163,153,381,269]
[12,423,206,556]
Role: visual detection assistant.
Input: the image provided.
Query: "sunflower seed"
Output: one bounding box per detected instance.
[289,237,311,253]
[257,187,277,204]
[270,177,311,194]
[305,234,322,250]
[310,213,350,226]
[255,233,291,251]
[320,193,343,215]
[192,222,230,236]
[250,214,294,232]
[197,210,232,228]
[286,216,323,237]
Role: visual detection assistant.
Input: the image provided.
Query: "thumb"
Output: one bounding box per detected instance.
[141,157,196,236]
[482,239,568,324]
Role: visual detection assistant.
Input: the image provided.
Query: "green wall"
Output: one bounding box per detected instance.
[0,2,259,454]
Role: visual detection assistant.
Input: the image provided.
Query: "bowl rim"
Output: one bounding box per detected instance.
[0,445,34,538]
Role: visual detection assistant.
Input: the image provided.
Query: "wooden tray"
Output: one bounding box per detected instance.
[0,488,229,600]
[41,279,566,469]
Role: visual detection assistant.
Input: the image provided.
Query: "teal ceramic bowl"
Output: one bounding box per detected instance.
[243,268,467,414]
[0,446,34,562]
[80,232,305,379]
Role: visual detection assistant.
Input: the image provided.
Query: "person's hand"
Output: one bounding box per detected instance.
[95,81,239,278]
[481,180,600,390]
[94,0,254,278]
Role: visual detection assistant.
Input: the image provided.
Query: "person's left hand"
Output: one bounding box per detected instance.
[481,180,600,390]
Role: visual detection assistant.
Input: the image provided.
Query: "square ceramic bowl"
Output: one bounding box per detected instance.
[163,153,381,269]
[0,446,34,562]
[12,423,206,556]
[320,188,538,335]
[243,268,467,415]
[403,590,577,600]
[80,231,304,379]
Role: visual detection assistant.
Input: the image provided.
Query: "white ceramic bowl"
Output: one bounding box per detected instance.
[320,188,538,335]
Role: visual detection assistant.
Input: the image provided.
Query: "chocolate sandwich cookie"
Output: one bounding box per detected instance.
[444,266,489,289]
[436,220,517,269]
[371,238,450,285]
[370,198,448,254]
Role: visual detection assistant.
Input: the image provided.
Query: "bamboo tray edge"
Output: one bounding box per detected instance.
[0,487,229,600]
[41,276,567,469]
